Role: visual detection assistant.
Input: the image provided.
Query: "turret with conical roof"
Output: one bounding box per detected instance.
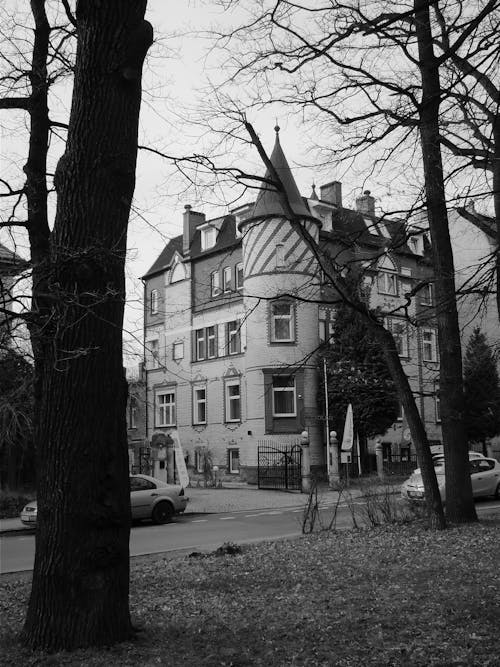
[251,125,311,220]
[239,128,323,471]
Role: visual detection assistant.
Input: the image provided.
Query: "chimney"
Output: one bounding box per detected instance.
[355,190,375,216]
[319,181,342,207]
[183,205,205,254]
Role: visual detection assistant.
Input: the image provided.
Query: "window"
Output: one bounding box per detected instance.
[193,386,207,424]
[207,326,216,358]
[276,243,285,267]
[223,266,232,293]
[150,289,159,315]
[377,256,398,295]
[211,271,221,297]
[130,476,155,492]
[128,398,137,429]
[201,226,217,251]
[173,341,184,360]
[195,326,217,361]
[435,385,441,422]
[170,262,184,283]
[236,263,243,290]
[388,318,409,357]
[271,302,294,342]
[319,318,326,342]
[225,380,241,422]
[420,283,434,305]
[195,328,206,360]
[227,320,241,355]
[422,328,438,362]
[228,448,240,474]
[157,390,175,426]
[148,339,160,369]
[377,271,398,295]
[272,375,296,416]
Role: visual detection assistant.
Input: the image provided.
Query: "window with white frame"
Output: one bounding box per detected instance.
[236,263,243,290]
[150,289,159,315]
[271,302,295,342]
[173,341,184,361]
[201,226,217,251]
[207,326,216,358]
[195,328,206,361]
[422,328,438,362]
[420,282,434,305]
[228,448,240,473]
[227,320,241,355]
[388,318,409,357]
[225,380,241,422]
[377,256,398,295]
[211,270,221,297]
[223,266,232,293]
[272,375,296,416]
[157,390,175,426]
[193,385,207,424]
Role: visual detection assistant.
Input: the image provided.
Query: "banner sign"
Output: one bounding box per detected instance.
[341,403,354,451]
[169,430,190,488]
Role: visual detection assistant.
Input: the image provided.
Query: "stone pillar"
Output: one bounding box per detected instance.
[329,430,340,488]
[375,439,384,480]
[300,430,311,494]
[166,434,175,484]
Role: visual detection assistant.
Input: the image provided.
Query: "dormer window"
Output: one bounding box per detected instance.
[200,225,217,251]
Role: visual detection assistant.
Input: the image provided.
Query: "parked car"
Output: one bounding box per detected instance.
[20,474,189,527]
[401,457,500,503]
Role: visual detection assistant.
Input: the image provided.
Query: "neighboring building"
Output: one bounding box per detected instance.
[142,129,442,481]
[126,364,148,473]
[448,204,499,356]
[0,243,26,346]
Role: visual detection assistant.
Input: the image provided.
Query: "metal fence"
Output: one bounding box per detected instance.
[382,453,418,476]
[257,441,302,490]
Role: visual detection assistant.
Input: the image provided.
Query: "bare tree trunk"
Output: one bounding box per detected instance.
[414,0,476,524]
[493,120,500,324]
[21,1,153,651]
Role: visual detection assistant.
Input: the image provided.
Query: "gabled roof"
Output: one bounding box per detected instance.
[456,207,495,240]
[142,235,183,279]
[251,126,311,220]
[0,243,27,273]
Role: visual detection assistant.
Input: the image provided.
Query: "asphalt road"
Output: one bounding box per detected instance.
[1,499,499,575]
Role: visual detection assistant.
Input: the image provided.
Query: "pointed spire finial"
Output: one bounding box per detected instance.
[274,120,280,135]
[310,183,318,200]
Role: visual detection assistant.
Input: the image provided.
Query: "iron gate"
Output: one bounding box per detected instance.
[257,442,302,490]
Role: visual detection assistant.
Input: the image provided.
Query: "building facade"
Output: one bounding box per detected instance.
[142,130,442,482]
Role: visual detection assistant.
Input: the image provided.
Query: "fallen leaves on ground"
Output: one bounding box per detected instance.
[1,519,499,666]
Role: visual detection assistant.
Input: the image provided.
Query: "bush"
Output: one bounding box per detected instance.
[0,491,33,519]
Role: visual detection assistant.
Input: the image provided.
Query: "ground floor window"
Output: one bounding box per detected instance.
[228,448,240,474]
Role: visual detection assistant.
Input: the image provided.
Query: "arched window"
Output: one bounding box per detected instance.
[170,261,185,283]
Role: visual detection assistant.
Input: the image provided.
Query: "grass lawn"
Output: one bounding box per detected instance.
[1,518,499,666]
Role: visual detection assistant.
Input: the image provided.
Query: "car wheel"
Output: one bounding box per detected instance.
[152,501,174,525]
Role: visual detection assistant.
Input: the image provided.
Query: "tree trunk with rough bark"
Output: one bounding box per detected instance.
[20,1,153,651]
[414,0,476,524]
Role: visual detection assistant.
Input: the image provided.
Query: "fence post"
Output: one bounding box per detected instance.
[329,430,340,488]
[300,430,311,494]
[375,438,384,481]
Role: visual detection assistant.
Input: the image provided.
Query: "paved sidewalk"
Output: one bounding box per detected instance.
[0,481,386,535]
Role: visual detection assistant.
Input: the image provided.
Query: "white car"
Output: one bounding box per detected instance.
[401,457,500,503]
[21,474,189,527]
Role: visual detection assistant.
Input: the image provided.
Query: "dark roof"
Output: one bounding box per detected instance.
[323,208,412,255]
[142,235,183,279]
[189,214,240,259]
[456,207,495,240]
[0,243,27,273]
[251,127,311,220]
